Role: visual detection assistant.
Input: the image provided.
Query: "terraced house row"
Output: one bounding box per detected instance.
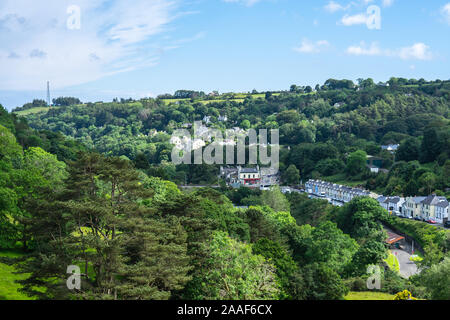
[305,180,372,204]
[305,180,449,225]
[394,195,449,224]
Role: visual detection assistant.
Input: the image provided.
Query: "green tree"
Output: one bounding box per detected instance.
[0,125,22,160]
[420,127,441,163]
[252,238,304,299]
[240,120,251,130]
[303,262,349,300]
[418,172,437,195]
[396,138,420,162]
[282,164,300,185]
[244,207,279,243]
[194,231,280,300]
[305,221,358,274]
[260,186,290,212]
[16,153,192,300]
[117,215,192,300]
[23,147,68,190]
[346,150,368,177]
[420,257,450,300]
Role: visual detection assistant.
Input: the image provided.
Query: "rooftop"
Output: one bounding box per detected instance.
[386,230,405,245]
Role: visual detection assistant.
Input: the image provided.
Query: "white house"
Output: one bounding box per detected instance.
[403,197,426,218]
[239,167,261,187]
[381,196,405,215]
[434,200,449,224]
[381,144,400,153]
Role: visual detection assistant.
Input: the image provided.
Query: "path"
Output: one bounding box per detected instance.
[390,249,419,278]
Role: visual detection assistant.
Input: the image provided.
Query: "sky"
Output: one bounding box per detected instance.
[0,0,449,110]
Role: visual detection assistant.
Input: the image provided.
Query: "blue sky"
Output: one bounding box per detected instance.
[1,0,449,110]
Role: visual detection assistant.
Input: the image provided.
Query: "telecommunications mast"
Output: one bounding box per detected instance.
[47,81,51,107]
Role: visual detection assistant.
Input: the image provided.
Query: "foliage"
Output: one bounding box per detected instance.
[260,186,290,212]
[192,231,280,300]
[418,257,450,300]
[393,290,417,300]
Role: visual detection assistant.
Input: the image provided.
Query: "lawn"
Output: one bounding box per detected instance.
[0,250,35,300]
[344,291,394,300]
[384,251,400,273]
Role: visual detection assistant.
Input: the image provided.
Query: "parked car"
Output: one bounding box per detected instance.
[414,216,422,221]
[444,220,450,229]
[425,218,438,224]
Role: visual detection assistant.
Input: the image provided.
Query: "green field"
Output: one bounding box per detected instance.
[13,106,55,116]
[160,92,282,105]
[344,291,394,300]
[0,250,35,300]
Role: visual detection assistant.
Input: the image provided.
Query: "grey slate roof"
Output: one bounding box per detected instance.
[421,195,446,205]
[412,197,426,204]
[435,200,449,208]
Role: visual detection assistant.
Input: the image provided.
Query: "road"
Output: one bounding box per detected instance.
[390,249,419,278]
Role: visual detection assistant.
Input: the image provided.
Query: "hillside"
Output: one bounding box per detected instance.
[15,78,450,196]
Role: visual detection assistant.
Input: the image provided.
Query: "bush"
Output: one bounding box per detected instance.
[345,277,368,291]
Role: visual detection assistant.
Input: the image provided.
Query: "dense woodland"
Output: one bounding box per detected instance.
[0,77,449,300]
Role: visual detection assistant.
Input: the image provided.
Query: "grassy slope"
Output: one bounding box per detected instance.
[0,250,35,300]
[13,106,55,116]
[344,291,394,300]
[384,251,400,273]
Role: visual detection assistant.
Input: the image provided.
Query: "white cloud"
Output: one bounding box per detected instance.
[294,39,330,54]
[340,13,369,26]
[398,43,432,60]
[223,0,262,7]
[0,0,198,91]
[347,42,382,56]
[346,42,433,60]
[324,1,347,13]
[441,3,450,24]
[382,0,394,7]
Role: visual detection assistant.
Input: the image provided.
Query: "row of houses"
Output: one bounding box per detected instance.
[378,195,449,224]
[305,180,371,205]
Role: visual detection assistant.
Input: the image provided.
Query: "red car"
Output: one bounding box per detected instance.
[425,218,438,224]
